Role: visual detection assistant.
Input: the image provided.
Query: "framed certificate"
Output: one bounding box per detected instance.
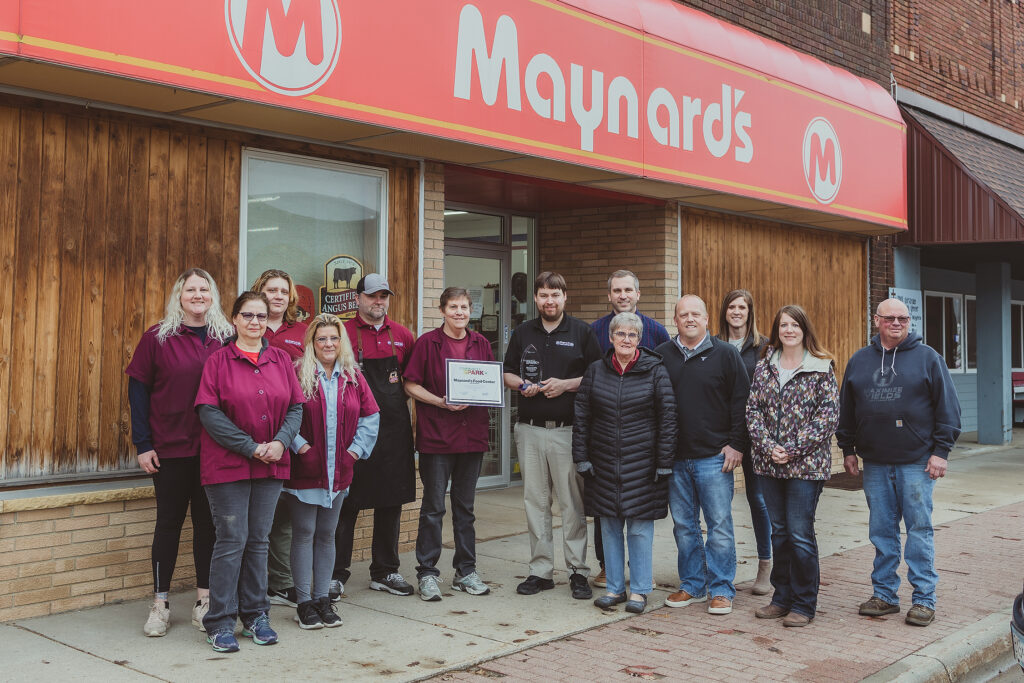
[445,359,506,407]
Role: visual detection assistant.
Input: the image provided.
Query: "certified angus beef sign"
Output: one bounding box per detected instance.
[0,0,906,229]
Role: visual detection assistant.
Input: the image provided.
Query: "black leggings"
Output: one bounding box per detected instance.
[151,456,215,593]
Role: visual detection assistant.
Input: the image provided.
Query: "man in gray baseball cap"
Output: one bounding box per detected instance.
[330,272,417,600]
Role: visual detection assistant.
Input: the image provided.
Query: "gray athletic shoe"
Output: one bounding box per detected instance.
[419,575,443,602]
[452,571,490,596]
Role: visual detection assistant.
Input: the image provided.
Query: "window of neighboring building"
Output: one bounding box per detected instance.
[1012,301,1024,370]
[924,291,962,371]
[964,295,976,371]
[240,149,387,320]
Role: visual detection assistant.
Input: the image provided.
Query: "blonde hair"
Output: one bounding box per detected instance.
[156,268,233,343]
[251,269,299,323]
[297,313,359,400]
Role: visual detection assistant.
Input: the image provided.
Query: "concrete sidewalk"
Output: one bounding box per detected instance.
[3,436,1023,682]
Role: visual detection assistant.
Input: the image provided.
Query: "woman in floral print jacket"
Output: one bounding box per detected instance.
[745,304,839,628]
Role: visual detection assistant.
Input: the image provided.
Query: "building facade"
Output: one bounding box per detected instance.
[0,0,914,619]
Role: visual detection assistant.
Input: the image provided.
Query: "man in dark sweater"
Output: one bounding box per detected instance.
[655,295,749,616]
[838,298,961,627]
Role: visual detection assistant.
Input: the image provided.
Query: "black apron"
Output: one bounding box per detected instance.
[345,327,416,509]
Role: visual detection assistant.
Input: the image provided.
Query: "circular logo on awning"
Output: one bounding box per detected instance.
[225,0,342,96]
[803,117,842,205]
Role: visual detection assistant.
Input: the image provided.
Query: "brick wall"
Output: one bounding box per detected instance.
[678,0,890,86]
[0,488,170,622]
[536,203,679,328]
[420,162,446,331]
[891,0,1024,134]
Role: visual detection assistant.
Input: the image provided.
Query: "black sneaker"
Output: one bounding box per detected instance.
[369,572,415,596]
[268,586,298,608]
[314,597,343,628]
[516,575,555,595]
[570,573,593,600]
[294,600,323,630]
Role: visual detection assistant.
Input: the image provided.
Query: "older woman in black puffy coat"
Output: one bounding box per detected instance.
[573,312,677,614]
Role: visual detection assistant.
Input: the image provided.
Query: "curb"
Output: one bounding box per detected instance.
[862,610,1013,682]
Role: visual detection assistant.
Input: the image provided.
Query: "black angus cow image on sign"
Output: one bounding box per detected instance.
[320,255,363,320]
[334,266,358,289]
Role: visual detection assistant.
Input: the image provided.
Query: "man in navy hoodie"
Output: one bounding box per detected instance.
[838,298,961,627]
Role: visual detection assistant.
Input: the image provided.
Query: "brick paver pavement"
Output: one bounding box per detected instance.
[434,501,1024,682]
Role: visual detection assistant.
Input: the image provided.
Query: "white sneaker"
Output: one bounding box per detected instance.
[191,597,209,632]
[419,575,442,602]
[144,602,170,637]
[452,571,490,596]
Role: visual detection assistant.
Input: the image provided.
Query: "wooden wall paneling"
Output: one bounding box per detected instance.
[204,138,226,285]
[77,119,109,466]
[185,135,208,274]
[100,120,132,468]
[0,106,20,480]
[122,124,152,469]
[144,129,169,329]
[7,109,43,479]
[388,166,417,329]
[164,130,187,287]
[31,111,66,475]
[680,212,865,380]
[219,141,241,298]
[53,115,88,470]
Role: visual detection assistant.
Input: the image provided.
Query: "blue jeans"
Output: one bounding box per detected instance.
[600,517,654,596]
[669,455,736,600]
[203,478,283,634]
[862,456,938,609]
[415,453,483,579]
[758,476,824,618]
[741,453,772,560]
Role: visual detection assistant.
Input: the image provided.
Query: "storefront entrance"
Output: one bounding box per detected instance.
[444,209,536,488]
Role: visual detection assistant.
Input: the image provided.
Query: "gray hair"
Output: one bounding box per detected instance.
[609,312,643,339]
[607,269,640,292]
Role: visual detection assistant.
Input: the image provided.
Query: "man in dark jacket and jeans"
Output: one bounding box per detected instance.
[838,298,961,627]
[655,295,750,616]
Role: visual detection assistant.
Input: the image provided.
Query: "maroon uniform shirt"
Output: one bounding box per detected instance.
[344,315,415,369]
[194,343,305,486]
[402,327,493,454]
[125,325,221,459]
[263,320,307,361]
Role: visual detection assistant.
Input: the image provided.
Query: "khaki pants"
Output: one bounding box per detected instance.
[514,423,589,579]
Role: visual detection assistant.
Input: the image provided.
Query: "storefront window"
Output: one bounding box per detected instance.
[924,292,962,371]
[965,296,976,371]
[241,150,387,319]
[1012,302,1023,370]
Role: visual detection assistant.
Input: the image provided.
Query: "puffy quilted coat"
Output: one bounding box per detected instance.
[572,347,677,520]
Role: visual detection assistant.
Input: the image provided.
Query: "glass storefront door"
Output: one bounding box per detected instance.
[444,208,536,489]
[443,246,509,488]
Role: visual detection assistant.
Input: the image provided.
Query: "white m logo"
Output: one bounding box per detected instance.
[226,0,342,96]
[802,117,842,205]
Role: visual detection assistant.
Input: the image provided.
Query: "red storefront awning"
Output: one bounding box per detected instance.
[0,0,906,232]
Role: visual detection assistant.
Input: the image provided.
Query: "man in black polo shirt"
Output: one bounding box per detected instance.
[504,272,601,600]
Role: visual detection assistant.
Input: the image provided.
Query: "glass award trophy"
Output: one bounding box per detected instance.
[520,344,542,387]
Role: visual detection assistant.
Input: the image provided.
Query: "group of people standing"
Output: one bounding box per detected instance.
[128,263,960,654]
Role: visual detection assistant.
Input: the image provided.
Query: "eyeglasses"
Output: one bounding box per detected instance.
[315,335,341,345]
[239,312,268,323]
[612,331,640,341]
[877,315,910,325]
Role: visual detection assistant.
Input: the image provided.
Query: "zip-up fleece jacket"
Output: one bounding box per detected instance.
[655,336,750,459]
[837,332,961,463]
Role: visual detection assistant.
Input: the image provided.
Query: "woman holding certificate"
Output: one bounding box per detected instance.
[403,286,494,602]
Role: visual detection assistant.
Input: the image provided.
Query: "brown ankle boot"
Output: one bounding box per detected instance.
[752,559,771,595]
